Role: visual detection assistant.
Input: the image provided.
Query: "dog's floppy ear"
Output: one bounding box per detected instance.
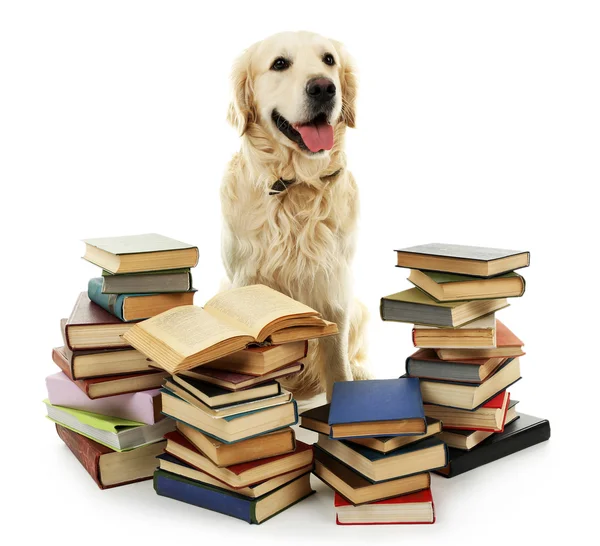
[332,40,358,129]
[227,45,258,136]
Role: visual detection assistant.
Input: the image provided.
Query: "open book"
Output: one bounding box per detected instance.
[123,284,338,374]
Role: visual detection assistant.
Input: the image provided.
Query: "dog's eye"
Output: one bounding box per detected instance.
[323,53,335,66]
[271,57,291,71]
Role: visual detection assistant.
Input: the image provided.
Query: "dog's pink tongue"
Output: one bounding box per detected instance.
[294,122,334,152]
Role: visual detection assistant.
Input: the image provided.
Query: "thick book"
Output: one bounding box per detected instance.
[56,424,166,489]
[328,378,426,439]
[157,454,310,498]
[207,341,308,376]
[123,285,338,374]
[180,362,303,392]
[335,489,435,525]
[317,434,448,482]
[435,320,524,360]
[408,270,526,302]
[415,357,521,410]
[406,349,506,383]
[439,400,519,450]
[165,431,312,488]
[380,288,508,328]
[301,404,441,454]
[53,343,155,380]
[424,391,511,432]
[83,233,199,274]
[313,446,430,506]
[412,315,497,349]
[64,293,134,351]
[101,268,193,294]
[46,372,162,424]
[435,413,550,477]
[45,400,175,451]
[163,380,292,419]
[160,390,298,444]
[395,243,530,277]
[153,469,314,524]
[88,277,196,322]
[168,374,281,408]
[177,421,296,467]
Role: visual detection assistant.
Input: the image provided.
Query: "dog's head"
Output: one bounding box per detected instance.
[228,31,357,157]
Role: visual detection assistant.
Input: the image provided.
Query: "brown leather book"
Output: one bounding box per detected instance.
[64,292,134,350]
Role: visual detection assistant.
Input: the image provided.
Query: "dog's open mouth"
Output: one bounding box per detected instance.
[272,110,334,153]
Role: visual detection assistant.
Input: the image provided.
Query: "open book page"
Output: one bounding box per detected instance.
[204,285,320,341]
[137,306,251,358]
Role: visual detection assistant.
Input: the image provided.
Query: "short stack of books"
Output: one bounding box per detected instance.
[122,283,340,524]
[44,233,200,488]
[382,243,551,478]
[300,378,446,525]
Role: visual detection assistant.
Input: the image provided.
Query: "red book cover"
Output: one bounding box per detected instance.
[195,362,304,386]
[495,320,524,348]
[334,489,435,525]
[441,392,511,433]
[52,346,74,380]
[164,431,313,487]
[75,370,167,399]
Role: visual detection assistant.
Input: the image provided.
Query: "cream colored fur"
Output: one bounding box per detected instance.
[221,32,370,400]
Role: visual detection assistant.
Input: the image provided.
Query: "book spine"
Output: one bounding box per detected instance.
[55,423,105,489]
[87,277,126,321]
[52,347,75,380]
[411,328,416,347]
[153,470,253,523]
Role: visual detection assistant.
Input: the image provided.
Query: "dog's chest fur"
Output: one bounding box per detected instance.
[221,158,358,310]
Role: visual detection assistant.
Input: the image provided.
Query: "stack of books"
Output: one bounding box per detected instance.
[44,233,200,489]
[122,283,340,524]
[382,243,551,478]
[300,378,446,525]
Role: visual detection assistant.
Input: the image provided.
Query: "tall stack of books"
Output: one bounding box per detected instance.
[45,233,199,489]
[300,378,446,525]
[121,284,339,524]
[382,243,551,479]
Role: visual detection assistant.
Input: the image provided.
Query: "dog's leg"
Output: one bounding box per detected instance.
[348,298,373,381]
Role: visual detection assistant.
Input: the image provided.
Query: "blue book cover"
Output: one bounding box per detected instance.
[153,469,314,524]
[328,378,426,438]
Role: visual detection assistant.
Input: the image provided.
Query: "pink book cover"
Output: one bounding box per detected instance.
[45,372,162,425]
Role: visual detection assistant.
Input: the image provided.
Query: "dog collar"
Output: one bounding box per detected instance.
[269,168,343,196]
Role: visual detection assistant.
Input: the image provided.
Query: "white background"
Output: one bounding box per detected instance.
[1,1,598,544]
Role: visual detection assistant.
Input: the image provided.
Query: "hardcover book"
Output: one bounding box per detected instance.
[101,268,192,294]
[328,378,426,439]
[83,233,199,274]
[46,372,162,424]
[313,446,430,506]
[160,390,298,444]
[176,421,296,467]
[408,269,526,302]
[64,293,133,351]
[300,404,441,453]
[153,469,314,524]
[334,489,435,525]
[415,357,521,410]
[180,362,303,392]
[157,454,311,498]
[88,277,196,322]
[56,424,166,489]
[424,391,511,432]
[394,243,530,277]
[406,349,506,383]
[164,431,312,488]
[123,285,338,374]
[412,315,497,349]
[435,413,550,477]
[380,288,508,328]
[45,400,175,451]
[435,320,524,360]
[317,434,448,482]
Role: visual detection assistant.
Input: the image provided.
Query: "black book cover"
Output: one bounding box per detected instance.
[434,412,550,478]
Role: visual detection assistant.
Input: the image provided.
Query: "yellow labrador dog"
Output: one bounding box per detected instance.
[221,31,370,400]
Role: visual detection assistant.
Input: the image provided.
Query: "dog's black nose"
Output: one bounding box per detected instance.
[306,78,336,103]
